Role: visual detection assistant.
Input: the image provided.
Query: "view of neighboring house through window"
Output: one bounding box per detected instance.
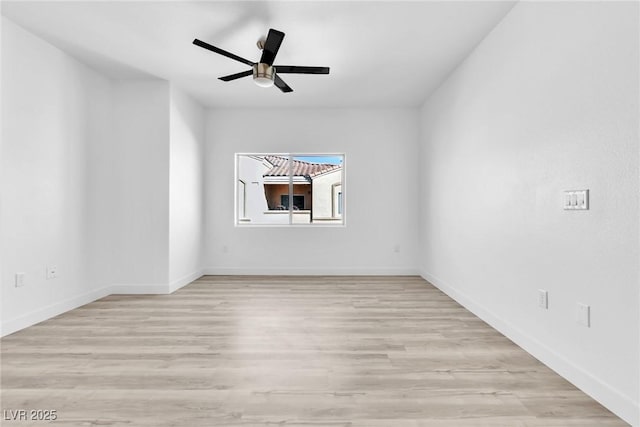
[236,154,345,225]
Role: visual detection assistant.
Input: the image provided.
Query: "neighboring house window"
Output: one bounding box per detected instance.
[235,153,345,226]
[281,195,305,210]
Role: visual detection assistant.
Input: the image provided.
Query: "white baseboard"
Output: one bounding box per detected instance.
[202,266,420,276]
[420,270,639,427]
[0,285,112,337]
[109,283,170,294]
[169,270,203,293]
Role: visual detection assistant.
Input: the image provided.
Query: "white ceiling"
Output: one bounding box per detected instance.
[2,1,515,108]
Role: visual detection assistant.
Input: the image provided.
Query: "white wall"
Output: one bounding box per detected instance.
[169,87,205,290]
[1,17,113,335]
[1,18,208,332]
[86,67,116,294]
[101,82,207,293]
[204,108,420,275]
[110,80,171,291]
[418,2,639,424]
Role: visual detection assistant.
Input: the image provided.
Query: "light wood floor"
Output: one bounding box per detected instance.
[1,276,627,426]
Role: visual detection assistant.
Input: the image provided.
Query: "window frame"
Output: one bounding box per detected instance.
[234,152,346,227]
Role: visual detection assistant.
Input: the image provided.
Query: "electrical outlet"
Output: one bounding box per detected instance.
[577,303,590,327]
[15,273,25,288]
[393,245,400,253]
[46,265,58,280]
[538,289,548,309]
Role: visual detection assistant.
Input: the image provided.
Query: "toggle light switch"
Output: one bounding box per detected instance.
[564,190,589,210]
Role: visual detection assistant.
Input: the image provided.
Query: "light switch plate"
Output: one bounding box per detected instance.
[564,190,589,210]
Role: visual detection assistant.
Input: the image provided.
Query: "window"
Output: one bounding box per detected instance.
[281,195,305,210]
[235,153,345,226]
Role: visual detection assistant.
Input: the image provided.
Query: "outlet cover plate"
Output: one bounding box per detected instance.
[15,273,25,288]
[577,303,590,327]
[538,289,548,309]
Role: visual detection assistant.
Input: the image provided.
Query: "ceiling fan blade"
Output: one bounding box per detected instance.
[259,29,285,66]
[219,70,253,82]
[274,74,293,93]
[193,38,254,67]
[274,66,330,74]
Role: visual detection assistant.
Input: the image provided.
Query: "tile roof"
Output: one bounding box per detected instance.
[263,156,341,178]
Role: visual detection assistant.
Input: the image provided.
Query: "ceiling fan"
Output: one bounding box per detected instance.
[193,28,330,93]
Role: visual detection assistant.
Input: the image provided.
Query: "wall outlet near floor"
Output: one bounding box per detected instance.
[538,289,548,309]
[46,265,58,279]
[577,303,590,327]
[15,273,25,288]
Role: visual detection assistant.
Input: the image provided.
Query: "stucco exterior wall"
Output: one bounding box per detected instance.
[237,156,276,223]
[312,169,343,221]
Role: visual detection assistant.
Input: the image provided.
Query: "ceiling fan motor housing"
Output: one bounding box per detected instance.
[253,63,275,87]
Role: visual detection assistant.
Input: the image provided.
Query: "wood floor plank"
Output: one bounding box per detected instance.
[1,276,627,426]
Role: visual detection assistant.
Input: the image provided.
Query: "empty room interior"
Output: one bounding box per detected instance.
[1,1,639,426]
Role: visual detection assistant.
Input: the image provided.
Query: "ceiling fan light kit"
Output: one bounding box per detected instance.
[193,28,330,93]
[253,63,275,88]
